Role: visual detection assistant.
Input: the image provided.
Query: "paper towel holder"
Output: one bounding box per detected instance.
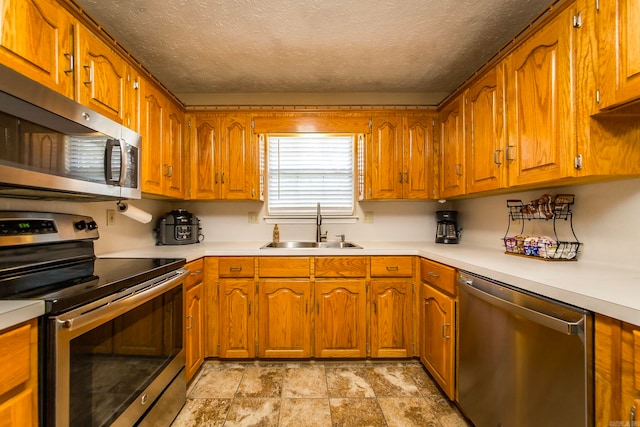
[116,200,153,224]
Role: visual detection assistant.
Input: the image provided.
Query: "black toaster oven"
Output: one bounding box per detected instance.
[155,209,202,245]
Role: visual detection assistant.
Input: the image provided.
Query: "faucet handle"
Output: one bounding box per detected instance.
[336,234,345,242]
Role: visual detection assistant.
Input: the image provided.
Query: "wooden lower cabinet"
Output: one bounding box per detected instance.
[0,319,38,426]
[315,279,367,358]
[420,282,456,400]
[595,313,640,427]
[370,279,413,358]
[185,282,204,382]
[219,279,255,358]
[258,280,311,358]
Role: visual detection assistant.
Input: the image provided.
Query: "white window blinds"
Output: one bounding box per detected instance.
[267,135,354,216]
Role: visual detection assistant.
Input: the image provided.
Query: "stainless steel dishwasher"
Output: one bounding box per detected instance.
[457,271,593,427]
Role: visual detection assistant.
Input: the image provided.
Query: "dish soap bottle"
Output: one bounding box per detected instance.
[273,224,280,243]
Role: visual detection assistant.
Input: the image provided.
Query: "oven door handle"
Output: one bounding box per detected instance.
[55,268,187,333]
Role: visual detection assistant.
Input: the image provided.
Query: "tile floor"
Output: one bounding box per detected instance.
[171,359,471,427]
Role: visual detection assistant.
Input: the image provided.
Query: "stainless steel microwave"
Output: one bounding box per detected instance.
[0,64,141,200]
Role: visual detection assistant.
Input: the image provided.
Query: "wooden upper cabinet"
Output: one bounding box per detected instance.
[164,101,185,198]
[405,115,433,199]
[140,81,165,195]
[221,113,257,200]
[188,112,259,200]
[369,115,404,199]
[505,6,575,187]
[465,66,507,193]
[76,25,129,124]
[598,0,640,109]
[189,113,219,199]
[439,94,465,198]
[368,114,432,200]
[0,0,75,98]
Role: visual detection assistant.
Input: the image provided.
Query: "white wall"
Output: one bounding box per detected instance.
[452,177,640,268]
[2,177,639,269]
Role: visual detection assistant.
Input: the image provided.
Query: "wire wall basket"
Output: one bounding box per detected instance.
[503,194,580,261]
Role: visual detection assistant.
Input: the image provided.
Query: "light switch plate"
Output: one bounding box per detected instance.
[363,211,374,223]
[106,209,115,226]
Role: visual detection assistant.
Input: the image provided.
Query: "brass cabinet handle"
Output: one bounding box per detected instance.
[398,172,403,183]
[215,172,219,184]
[455,164,462,176]
[428,272,439,278]
[164,164,173,177]
[248,301,251,315]
[506,145,515,161]
[186,315,193,330]
[221,172,225,184]
[229,266,242,272]
[373,300,377,314]
[405,172,409,183]
[386,266,399,271]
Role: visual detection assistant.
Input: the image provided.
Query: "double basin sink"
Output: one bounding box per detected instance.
[261,241,362,249]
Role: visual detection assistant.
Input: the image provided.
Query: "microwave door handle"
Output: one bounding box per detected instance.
[105,139,116,184]
[118,139,128,186]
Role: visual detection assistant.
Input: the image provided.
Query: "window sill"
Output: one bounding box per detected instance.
[264,216,358,224]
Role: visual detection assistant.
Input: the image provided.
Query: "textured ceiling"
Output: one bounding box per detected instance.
[74,0,552,101]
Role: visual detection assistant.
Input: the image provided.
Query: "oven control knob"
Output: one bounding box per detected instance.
[87,221,98,231]
[74,220,87,231]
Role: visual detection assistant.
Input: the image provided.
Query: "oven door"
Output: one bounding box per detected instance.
[49,269,187,427]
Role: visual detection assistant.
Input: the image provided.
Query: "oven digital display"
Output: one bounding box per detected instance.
[0,219,57,235]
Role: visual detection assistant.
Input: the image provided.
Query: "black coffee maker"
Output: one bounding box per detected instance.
[435,210,461,244]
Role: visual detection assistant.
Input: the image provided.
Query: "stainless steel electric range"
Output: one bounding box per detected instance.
[0,211,188,427]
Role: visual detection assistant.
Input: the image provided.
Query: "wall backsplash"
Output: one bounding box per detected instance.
[1,176,639,269]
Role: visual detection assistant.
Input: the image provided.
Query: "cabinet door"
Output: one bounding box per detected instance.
[220,113,257,200]
[599,0,640,109]
[190,114,220,199]
[420,282,455,399]
[465,66,506,193]
[404,115,432,199]
[185,281,204,383]
[163,101,185,198]
[439,95,465,198]
[370,279,413,358]
[219,279,255,358]
[315,279,367,358]
[369,115,403,199]
[76,25,128,124]
[140,81,165,195]
[0,0,74,98]
[258,280,311,358]
[505,7,575,186]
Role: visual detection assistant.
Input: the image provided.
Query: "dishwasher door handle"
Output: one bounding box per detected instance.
[459,280,584,336]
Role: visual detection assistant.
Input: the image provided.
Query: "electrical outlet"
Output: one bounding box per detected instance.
[106,209,116,226]
[248,212,259,224]
[363,211,374,223]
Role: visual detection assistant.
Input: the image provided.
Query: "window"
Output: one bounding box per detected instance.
[267,134,355,216]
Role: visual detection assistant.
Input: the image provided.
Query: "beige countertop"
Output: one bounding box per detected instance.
[100,240,640,327]
[0,300,45,331]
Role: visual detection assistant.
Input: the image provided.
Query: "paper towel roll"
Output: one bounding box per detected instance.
[116,202,153,224]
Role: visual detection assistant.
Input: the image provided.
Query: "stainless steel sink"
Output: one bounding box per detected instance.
[261,241,362,249]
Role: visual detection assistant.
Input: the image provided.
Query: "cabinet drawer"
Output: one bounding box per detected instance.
[0,322,32,396]
[370,256,413,277]
[259,257,310,277]
[219,257,255,278]
[420,258,456,295]
[185,258,204,287]
[315,257,367,277]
